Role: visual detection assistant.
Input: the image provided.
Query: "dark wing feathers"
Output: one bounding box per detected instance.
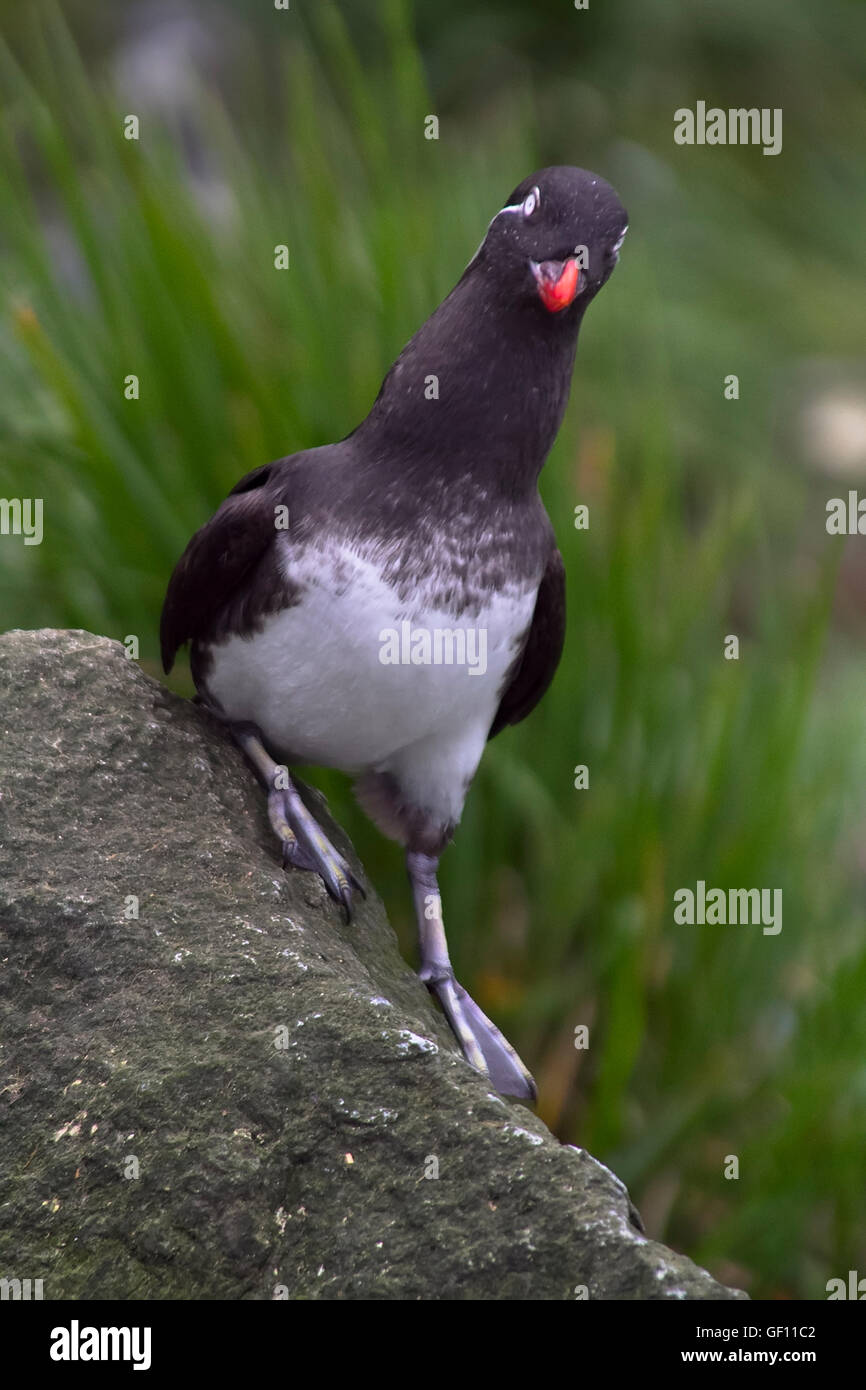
[488,547,566,738]
[159,464,282,673]
[161,454,566,743]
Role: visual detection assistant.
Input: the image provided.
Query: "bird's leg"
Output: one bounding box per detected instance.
[406,850,536,1102]
[231,722,364,922]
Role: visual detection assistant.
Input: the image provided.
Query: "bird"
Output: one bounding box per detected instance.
[160,165,628,1101]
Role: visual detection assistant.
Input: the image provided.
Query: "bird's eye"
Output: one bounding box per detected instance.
[522,187,540,219]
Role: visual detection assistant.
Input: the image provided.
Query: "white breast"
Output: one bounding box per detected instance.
[205,539,537,819]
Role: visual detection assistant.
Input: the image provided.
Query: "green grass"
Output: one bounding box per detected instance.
[2,0,865,1297]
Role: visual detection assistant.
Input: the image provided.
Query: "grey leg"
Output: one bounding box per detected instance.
[232,722,364,922]
[407,850,536,1101]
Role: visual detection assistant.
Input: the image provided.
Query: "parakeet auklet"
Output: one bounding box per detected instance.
[161,165,628,1100]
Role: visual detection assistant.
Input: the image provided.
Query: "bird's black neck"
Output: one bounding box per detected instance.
[353,255,584,501]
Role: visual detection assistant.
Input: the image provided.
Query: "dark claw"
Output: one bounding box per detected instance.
[338,884,355,924]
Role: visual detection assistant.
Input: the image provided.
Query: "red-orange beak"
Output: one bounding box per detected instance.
[531,257,580,313]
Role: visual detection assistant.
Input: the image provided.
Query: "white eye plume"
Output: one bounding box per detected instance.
[497,185,541,220]
[612,224,628,259]
[462,184,543,273]
[521,186,540,219]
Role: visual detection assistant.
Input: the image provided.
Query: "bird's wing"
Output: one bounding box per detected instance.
[160,460,287,673]
[488,546,566,738]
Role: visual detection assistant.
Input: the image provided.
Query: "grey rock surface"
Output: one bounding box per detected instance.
[0,629,745,1300]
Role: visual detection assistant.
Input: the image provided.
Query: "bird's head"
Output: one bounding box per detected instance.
[477,165,628,316]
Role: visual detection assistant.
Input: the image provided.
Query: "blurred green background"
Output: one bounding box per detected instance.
[2,0,866,1298]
